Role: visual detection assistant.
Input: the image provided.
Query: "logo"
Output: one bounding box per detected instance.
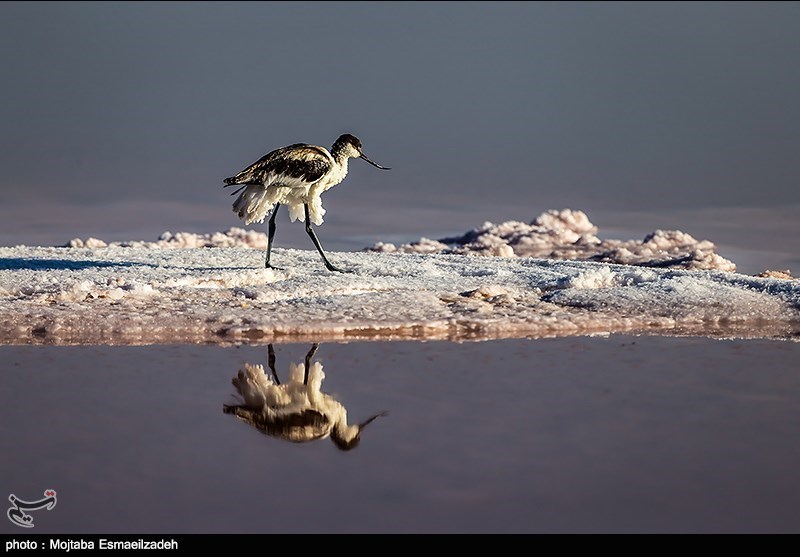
[7,489,57,528]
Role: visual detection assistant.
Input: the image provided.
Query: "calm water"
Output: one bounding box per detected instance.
[1,335,799,534]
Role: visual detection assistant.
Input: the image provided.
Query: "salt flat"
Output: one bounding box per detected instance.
[1,238,798,345]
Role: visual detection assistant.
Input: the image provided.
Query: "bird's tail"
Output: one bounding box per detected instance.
[224,174,248,197]
[232,184,274,224]
[231,363,273,408]
[224,166,260,187]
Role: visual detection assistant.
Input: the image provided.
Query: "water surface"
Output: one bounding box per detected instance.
[1,336,799,533]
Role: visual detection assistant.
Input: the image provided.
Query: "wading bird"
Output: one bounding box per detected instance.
[224,134,390,272]
[223,343,386,450]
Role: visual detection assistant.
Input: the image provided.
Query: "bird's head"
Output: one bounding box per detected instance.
[333,134,391,170]
[330,411,388,451]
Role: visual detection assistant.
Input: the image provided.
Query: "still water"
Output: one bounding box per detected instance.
[1,336,799,533]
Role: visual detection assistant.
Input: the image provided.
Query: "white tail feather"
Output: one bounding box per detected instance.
[233,185,326,226]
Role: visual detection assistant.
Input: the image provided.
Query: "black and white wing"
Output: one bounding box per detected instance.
[223,144,333,193]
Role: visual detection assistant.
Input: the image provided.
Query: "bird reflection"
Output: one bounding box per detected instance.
[224,343,386,450]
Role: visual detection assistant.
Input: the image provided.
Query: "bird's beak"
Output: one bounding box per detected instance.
[358,411,388,431]
[360,153,391,170]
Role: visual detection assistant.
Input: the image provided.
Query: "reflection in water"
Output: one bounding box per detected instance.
[223,343,386,450]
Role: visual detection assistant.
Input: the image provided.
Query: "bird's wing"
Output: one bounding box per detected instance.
[224,144,333,189]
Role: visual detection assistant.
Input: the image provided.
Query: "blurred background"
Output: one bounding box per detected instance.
[1,2,798,272]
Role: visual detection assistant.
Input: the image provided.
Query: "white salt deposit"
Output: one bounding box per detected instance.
[1,210,798,345]
[67,227,270,250]
[369,209,738,272]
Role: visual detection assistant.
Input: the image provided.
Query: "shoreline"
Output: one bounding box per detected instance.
[1,245,798,346]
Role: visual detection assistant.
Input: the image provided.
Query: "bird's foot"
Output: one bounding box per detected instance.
[324,263,353,273]
[265,263,284,271]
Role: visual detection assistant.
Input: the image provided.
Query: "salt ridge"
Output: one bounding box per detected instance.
[369,209,738,272]
[1,214,798,344]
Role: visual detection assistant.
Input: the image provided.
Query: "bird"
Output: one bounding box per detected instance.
[223,343,387,450]
[223,134,390,272]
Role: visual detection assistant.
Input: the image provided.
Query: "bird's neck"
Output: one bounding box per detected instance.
[331,147,350,165]
[331,152,350,173]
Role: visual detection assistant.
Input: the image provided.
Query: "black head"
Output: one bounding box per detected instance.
[332,133,391,170]
[332,133,362,152]
[329,411,388,451]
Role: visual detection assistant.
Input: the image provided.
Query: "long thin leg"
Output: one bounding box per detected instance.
[303,342,320,385]
[265,203,282,270]
[268,344,280,385]
[304,203,350,273]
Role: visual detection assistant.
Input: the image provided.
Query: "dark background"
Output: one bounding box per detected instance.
[1,2,798,253]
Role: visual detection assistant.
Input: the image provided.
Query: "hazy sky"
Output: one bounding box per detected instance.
[1,1,799,248]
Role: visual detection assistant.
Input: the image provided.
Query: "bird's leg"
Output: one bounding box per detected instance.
[268,344,280,385]
[303,342,319,385]
[265,203,283,270]
[304,203,351,273]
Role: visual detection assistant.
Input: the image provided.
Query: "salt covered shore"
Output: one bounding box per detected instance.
[1,210,797,345]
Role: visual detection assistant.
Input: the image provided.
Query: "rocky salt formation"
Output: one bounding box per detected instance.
[67,227,269,250]
[2,241,799,345]
[369,209,737,272]
[65,209,739,272]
